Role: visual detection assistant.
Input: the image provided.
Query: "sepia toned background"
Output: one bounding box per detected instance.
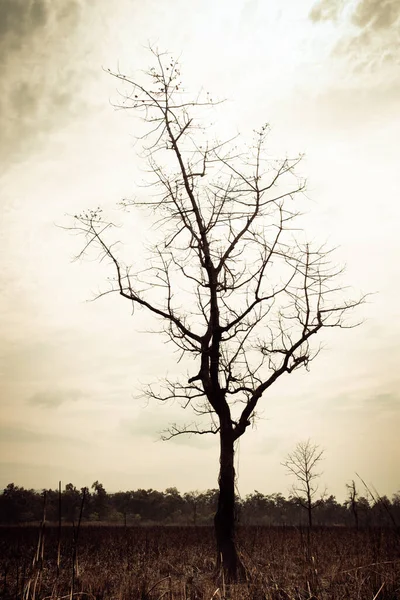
[1,0,399,499]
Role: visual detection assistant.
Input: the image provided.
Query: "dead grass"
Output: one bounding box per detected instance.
[1,525,399,599]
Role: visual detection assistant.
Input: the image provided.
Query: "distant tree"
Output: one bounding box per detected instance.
[392,492,400,526]
[282,440,325,528]
[355,474,397,528]
[91,481,109,521]
[346,480,359,529]
[314,494,342,526]
[63,483,81,522]
[41,487,60,522]
[356,495,372,526]
[164,486,182,502]
[163,487,184,521]
[112,490,132,524]
[1,483,21,523]
[79,486,91,520]
[370,493,397,528]
[201,488,219,524]
[71,49,364,580]
[183,491,204,526]
[242,491,276,525]
[0,483,41,523]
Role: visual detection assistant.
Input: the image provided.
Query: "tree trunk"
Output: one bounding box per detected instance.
[214,427,245,582]
[307,498,313,528]
[306,484,313,528]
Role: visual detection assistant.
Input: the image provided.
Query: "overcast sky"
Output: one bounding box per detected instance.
[1,0,399,501]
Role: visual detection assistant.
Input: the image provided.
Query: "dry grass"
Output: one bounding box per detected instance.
[1,525,399,599]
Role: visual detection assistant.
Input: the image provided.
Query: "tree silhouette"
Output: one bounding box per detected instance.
[72,48,364,580]
[91,481,108,521]
[346,479,359,529]
[282,439,325,528]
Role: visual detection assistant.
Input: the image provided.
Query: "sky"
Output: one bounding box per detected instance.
[1,0,399,502]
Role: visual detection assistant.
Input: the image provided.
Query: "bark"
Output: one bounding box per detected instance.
[214,425,245,582]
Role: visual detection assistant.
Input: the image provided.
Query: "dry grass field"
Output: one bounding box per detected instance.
[1,525,399,599]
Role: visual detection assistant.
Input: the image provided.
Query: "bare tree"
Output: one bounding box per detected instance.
[71,49,364,580]
[346,479,359,529]
[282,440,325,528]
[183,490,203,526]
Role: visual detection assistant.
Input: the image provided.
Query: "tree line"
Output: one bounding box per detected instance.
[1,482,399,527]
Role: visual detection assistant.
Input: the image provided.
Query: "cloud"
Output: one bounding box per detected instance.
[28,388,85,408]
[305,77,400,132]
[240,0,260,25]
[309,0,400,44]
[0,425,56,443]
[120,409,215,448]
[309,0,344,23]
[351,0,400,29]
[309,0,400,28]
[253,435,283,455]
[120,410,169,440]
[360,392,400,415]
[337,1,400,72]
[0,424,89,445]
[0,0,49,44]
[0,461,90,489]
[313,388,400,419]
[308,0,400,98]
[0,0,88,164]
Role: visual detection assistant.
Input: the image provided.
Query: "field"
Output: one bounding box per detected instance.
[1,525,399,599]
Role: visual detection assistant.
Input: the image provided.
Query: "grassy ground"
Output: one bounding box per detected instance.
[1,525,399,599]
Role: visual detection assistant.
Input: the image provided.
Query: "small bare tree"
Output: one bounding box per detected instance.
[71,49,364,580]
[282,440,325,528]
[346,479,359,529]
